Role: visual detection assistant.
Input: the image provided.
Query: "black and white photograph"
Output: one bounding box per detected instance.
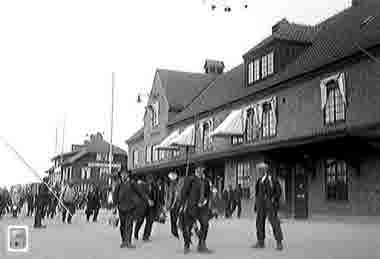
[1,0,380,258]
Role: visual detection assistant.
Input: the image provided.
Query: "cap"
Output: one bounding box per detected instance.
[168,172,178,180]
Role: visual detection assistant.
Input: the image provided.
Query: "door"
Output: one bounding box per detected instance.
[294,164,308,219]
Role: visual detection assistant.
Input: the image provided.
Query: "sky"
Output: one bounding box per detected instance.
[0,0,351,184]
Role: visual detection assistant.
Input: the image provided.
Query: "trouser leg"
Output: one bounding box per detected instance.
[125,213,134,244]
[237,201,242,218]
[182,212,195,248]
[256,208,267,242]
[143,209,155,240]
[34,203,43,227]
[62,205,67,223]
[93,208,99,222]
[119,210,127,243]
[198,211,209,244]
[267,208,283,242]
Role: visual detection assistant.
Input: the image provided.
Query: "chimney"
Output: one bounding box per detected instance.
[272,18,288,34]
[204,59,225,74]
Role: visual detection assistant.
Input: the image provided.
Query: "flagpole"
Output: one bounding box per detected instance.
[109,72,115,182]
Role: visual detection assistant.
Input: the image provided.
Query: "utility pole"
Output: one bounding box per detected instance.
[109,72,115,183]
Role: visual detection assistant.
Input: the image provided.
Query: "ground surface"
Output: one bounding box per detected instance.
[0,210,379,259]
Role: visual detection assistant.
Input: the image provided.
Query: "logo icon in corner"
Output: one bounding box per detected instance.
[7,226,29,253]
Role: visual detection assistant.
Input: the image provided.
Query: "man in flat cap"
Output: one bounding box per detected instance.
[179,165,213,254]
[113,170,153,249]
[252,161,284,251]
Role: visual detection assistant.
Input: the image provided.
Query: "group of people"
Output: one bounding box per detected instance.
[112,160,284,254]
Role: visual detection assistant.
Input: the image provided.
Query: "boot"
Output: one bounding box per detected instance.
[184,243,190,254]
[120,241,128,248]
[251,240,265,249]
[276,241,283,251]
[126,243,136,249]
[197,240,213,254]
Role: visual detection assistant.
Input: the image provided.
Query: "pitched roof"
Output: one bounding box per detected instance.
[63,139,127,165]
[243,19,319,57]
[125,127,144,144]
[170,3,380,125]
[157,69,217,113]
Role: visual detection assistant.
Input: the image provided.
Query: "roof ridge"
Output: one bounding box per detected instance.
[157,68,211,76]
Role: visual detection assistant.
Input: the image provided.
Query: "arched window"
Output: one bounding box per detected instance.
[324,80,345,124]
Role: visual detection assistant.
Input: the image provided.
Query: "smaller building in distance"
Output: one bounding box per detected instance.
[50,132,127,194]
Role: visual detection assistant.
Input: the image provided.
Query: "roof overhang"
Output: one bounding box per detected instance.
[210,109,244,137]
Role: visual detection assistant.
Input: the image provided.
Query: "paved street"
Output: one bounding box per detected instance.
[1,210,380,259]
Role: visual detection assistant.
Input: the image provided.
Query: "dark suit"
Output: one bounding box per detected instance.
[255,175,283,242]
[113,179,150,244]
[179,175,211,249]
[134,181,158,240]
[86,190,101,222]
[235,188,242,218]
[34,183,49,227]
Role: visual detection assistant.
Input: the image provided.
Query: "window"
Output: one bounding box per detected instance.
[96,153,108,161]
[254,59,260,82]
[324,81,345,124]
[261,55,268,78]
[268,52,274,75]
[151,101,159,127]
[235,160,251,199]
[81,167,91,179]
[146,146,151,163]
[245,108,255,142]
[231,136,243,145]
[248,62,254,85]
[172,149,180,158]
[262,102,276,138]
[133,150,139,167]
[325,159,348,201]
[202,121,212,151]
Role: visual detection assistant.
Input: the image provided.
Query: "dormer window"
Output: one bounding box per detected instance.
[247,52,274,86]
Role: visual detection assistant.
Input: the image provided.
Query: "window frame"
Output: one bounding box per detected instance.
[235,160,251,199]
[325,159,349,202]
[261,102,276,139]
[324,81,346,125]
[202,120,213,151]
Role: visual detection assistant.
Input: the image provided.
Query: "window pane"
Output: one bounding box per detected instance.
[254,59,260,81]
[335,88,345,121]
[261,56,268,78]
[268,52,274,75]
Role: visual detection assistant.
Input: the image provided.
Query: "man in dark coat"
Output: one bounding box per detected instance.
[26,187,34,217]
[179,166,213,254]
[252,161,284,251]
[134,174,158,242]
[86,185,101,222]
[113,170,153,249]
[34,177,50,229]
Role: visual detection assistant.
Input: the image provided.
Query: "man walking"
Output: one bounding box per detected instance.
[26,187,34,217]
[179,165,213,254]
[235,184,243,218]
[113,170,153,249]
[252,161,284,251]
[134,174,158,242]
[34,177,50,229]
[60,182,76,224]
[86,185,101,222]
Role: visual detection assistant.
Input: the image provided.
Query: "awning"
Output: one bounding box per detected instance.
[171,124,195,147]
[210,109,244,137]
[156,130,180,150]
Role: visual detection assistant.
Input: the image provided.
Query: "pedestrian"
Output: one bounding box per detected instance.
[166,171,182,239]
[60,182,77,224]
[134,174,158,242]
[86,185,101,222]
[252,161,284,251]
[235,184,243,218]
[113,169,153,249]
[34,177,50,229]
[179,165,213,254]
[26,187,34,217]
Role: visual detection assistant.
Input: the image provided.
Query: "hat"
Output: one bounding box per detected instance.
[168,172,178,181]
[256,161,269,169]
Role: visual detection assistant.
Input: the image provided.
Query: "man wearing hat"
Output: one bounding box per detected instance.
[113,170,153,249]
[179,165,213,254]
[34,177,50,228]
[252,161,284,251]
[166,171,181,238]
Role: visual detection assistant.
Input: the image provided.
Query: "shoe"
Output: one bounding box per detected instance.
[184,246,190,254]
[197,244,213,254]
[276,241,283,251]
[142,238,151,242]
[251,241,265,249]
[134,235,139,240]
[120,242,128,248]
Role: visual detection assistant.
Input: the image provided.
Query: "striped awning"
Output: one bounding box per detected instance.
[171,124,195,147]
[156,130,180,150]
[210,109,244,137]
